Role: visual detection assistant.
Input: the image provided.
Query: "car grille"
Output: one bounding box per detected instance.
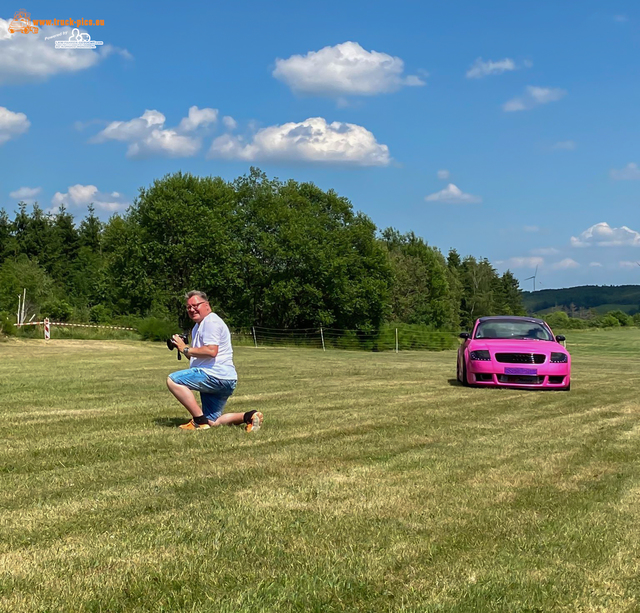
[497,375,544,384]
[495,353,545,364]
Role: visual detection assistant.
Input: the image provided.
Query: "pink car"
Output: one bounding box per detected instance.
[457,316,571,390]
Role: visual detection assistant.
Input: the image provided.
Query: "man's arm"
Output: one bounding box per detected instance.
[171,334,218,358]
[189,344,219,358]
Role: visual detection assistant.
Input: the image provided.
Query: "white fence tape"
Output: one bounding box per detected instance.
[16,321,135,331]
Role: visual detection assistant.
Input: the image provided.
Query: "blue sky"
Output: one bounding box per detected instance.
[1,0,639,290]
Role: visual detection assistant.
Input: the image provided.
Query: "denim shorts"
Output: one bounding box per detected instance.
[169,368,237,421]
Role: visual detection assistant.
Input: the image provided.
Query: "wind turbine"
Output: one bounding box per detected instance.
[524,265,538,292]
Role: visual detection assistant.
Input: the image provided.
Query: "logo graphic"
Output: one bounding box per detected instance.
[8,8,38,34]
[55,28,103,49]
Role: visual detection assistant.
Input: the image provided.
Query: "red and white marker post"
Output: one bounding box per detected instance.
[44,317,50,341]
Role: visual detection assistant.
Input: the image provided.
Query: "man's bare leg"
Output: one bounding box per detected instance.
[219,410,263,431]
[166,377,204,418]
[167,377,261,430]
[209,413,245,427]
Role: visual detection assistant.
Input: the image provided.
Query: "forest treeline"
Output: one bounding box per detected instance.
[0,169,525,332]
[522,285,640,315]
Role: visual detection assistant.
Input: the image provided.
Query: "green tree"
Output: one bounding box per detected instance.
[19,204,52,263]
[66,206,108,309]
[494,270,526,316]
[110,172,240,320]
[599,314,621,328]
[41,298,74,322]
[78,204,103,252]
[382,229,454,329]
[459,257,497,328]
[544,311,570,330]
[0,209,14,260]
[46,206,80,292]
[231,169,390,329]
[0,255,55,316]
[447,248,462,270]
[102,213,157,315]
[105,169,391,329]
[11,202,29,257]
[445,249,463,330]
[607,310,632,326]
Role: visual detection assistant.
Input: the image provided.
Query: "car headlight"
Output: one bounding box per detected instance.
[550,352,568,363]
[470,350,491,361]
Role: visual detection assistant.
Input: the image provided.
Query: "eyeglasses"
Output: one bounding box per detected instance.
[186,301,207,311]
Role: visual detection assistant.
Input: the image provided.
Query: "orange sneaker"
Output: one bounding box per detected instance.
[245,411,263,433]
[179,419,210,431]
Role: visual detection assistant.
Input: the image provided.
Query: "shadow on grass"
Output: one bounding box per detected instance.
[153,417,186,428]
[446,378,569,392]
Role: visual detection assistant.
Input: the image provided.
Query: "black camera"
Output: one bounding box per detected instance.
[167,333,189,360]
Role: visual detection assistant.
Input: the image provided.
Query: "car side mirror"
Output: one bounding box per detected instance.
[459,332,470,339]
[556,335,565,342]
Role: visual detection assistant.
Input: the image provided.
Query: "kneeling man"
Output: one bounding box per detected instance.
[167,290,263,432]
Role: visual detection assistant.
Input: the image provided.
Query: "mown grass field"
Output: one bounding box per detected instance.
[2,329,640,612]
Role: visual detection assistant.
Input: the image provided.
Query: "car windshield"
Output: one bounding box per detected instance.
[474,320,553,341]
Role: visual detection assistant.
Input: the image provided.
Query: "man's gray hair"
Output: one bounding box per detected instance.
[185,290,208,302]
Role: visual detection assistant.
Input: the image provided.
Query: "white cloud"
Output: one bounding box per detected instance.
[273,41,425,96]
[178,106,218,132]
[124,129,200,159]
[620,261,640,268]
[73,119,105,132]
[531,247,560,255]
[96,109,165,140]
[424,183,481,204]
[208,117,390,166]
[466,57,517,79]
[222,115,237,130]
[9,186,41,202]
[0,18,129,84]
[503,256,544,269]
[0,106,30,144]
[100,46,133,61]
[437,169,450,180]
[571,222,640,247]
[613,14,629,23]
[93,108,215,158]
[51,184,128,212]
[589,262,603,267]
[503,86,567,112]
[610,163,640,180]
[524,226,540,233]
[551,258,579,270]
[553,140,576,150]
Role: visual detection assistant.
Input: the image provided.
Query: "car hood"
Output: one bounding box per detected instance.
[468,339,565,354]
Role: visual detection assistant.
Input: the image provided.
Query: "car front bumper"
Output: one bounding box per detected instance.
[467,360,570,388]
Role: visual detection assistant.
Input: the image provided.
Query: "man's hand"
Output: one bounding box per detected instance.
[172,334,187,352]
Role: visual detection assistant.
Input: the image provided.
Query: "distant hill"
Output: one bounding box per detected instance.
[522,285,640,316]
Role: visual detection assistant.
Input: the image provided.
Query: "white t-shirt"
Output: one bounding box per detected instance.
[190,312,237,380]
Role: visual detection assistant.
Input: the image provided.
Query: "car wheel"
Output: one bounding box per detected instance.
[562,381,571,391]
[461,358,470,387]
